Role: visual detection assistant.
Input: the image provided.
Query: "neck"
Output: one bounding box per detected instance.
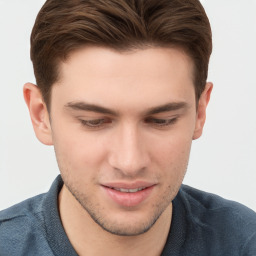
[59,185,172,256]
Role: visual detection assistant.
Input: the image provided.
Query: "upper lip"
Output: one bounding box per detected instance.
[101,181,156,190]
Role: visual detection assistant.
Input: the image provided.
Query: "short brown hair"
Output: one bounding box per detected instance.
[31,0,212,107]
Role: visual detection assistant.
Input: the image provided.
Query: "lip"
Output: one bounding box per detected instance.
[103,181,155,190]
[101,182,156,207]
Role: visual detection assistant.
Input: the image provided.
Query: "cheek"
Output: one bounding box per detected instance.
[51,124,107,177]
[152,129,192,157]
[150,133,192,177]
[148,114,196,164]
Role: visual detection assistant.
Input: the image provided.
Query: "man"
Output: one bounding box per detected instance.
[0,0,255,255]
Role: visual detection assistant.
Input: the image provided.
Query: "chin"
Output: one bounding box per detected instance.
[92,213,160,236]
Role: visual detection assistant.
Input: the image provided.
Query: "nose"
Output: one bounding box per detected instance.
[108,123,150,177]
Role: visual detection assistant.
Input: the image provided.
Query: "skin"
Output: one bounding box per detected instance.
[24,47,212,256]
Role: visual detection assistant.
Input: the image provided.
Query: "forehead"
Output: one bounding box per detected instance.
[59,46,194,80]
[52,46,195,110]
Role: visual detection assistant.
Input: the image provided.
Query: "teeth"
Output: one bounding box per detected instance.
[113,187,146,193]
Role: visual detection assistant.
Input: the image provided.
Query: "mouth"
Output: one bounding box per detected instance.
[109,187,147,193]
[101,183,155,207]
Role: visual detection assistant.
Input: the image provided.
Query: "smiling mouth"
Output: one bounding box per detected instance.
[110,187,147,193]
[102,185,155,207]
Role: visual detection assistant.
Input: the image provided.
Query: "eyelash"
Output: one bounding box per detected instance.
[144,117,178,127]
[79,118,111,129]
[79,117,178,130]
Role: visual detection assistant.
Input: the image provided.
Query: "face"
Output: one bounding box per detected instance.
[26,46,211,236]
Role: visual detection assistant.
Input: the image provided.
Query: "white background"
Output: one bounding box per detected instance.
[0,1,255,211]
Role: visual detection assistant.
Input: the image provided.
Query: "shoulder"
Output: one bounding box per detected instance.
[179,184,256,223]
[177,185,256,254]
[0,194,54,255]
[0,193,46,229]
[0,193,44,219]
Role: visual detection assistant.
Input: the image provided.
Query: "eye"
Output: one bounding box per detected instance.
[144,117,178,127]
[79,118,112,129]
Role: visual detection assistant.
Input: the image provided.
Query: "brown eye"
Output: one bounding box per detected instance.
[84,119,105,126]
[145,117,178,127]
[79,118,112,129]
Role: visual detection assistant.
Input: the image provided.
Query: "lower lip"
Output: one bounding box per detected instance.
[102,186,154,207]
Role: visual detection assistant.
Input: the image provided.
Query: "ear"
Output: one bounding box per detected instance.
[23,83,53,145]
[193,82,213,140]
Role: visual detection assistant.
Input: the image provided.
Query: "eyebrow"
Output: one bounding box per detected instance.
[146,102,188,115]
[64,101,188,116]
[65,102,118,116]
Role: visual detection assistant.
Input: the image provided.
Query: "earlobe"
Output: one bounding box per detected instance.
[23,83,53,145]
[193,82,213,140]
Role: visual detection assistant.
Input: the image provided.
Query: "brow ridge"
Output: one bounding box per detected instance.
[146,102,188,115]
[65,102,118,115]
[65,101,188,116]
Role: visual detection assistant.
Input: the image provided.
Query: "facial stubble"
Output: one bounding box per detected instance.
[61,173,184,237]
